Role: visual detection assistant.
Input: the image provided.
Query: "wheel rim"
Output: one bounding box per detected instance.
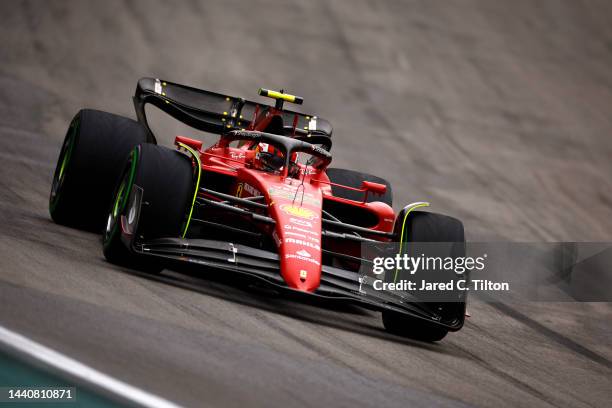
[103,148,138,246]
[49,116,79,211]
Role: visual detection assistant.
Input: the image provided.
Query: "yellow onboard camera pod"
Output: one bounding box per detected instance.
[258,88,303,108]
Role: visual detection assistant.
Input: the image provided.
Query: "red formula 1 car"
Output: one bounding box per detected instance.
[49,78,466,341]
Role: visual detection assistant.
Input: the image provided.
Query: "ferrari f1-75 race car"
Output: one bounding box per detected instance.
[49,78,466,341]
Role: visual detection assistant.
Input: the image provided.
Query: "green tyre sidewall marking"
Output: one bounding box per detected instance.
[394,203,430,283]
[176,142,202,238]
[103,147,139,249]
[49,116,80,213]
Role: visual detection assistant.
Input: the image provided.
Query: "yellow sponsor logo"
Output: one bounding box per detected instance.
[280,204,317,220]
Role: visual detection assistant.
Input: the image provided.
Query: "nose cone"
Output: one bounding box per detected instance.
[279,245,322,292]
[275,207,323,292]
[255,175,323,292]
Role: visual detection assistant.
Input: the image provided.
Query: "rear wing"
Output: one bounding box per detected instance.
[133,77,332,143]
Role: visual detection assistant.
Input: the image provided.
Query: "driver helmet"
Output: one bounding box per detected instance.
[253,143,300,176]
[254,143,285,173]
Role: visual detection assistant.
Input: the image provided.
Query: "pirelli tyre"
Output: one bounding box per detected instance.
[382,211,466,342]
[102,144,194,272]
[49,109,148,231]
[325,168,392,206]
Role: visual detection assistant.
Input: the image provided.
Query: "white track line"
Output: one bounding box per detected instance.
[0,325,182,408]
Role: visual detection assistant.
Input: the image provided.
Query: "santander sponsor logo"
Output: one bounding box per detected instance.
[285,253,320,266]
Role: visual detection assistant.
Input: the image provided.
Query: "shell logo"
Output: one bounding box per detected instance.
[280,204,317,220]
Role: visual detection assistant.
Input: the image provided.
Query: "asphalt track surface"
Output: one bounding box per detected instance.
[1,1,611,407]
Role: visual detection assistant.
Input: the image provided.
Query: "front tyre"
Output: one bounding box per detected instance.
[103,144,194,272]
[382,211,466,342]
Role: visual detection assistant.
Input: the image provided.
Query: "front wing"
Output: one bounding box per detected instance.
[134,238,465,331]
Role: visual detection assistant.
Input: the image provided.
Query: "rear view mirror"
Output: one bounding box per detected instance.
[362,180,387,195]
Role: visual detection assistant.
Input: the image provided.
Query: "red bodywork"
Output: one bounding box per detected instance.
[176,106,395,292]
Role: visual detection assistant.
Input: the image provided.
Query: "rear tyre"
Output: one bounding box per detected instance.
[103,144,194,272]
[382,211,466,342]
[325,168,392,206]
[49,109,148,231]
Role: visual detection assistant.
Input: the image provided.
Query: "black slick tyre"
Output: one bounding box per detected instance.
[49,109,148,231]
[382,211,466,342]
[102,144,194,272]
